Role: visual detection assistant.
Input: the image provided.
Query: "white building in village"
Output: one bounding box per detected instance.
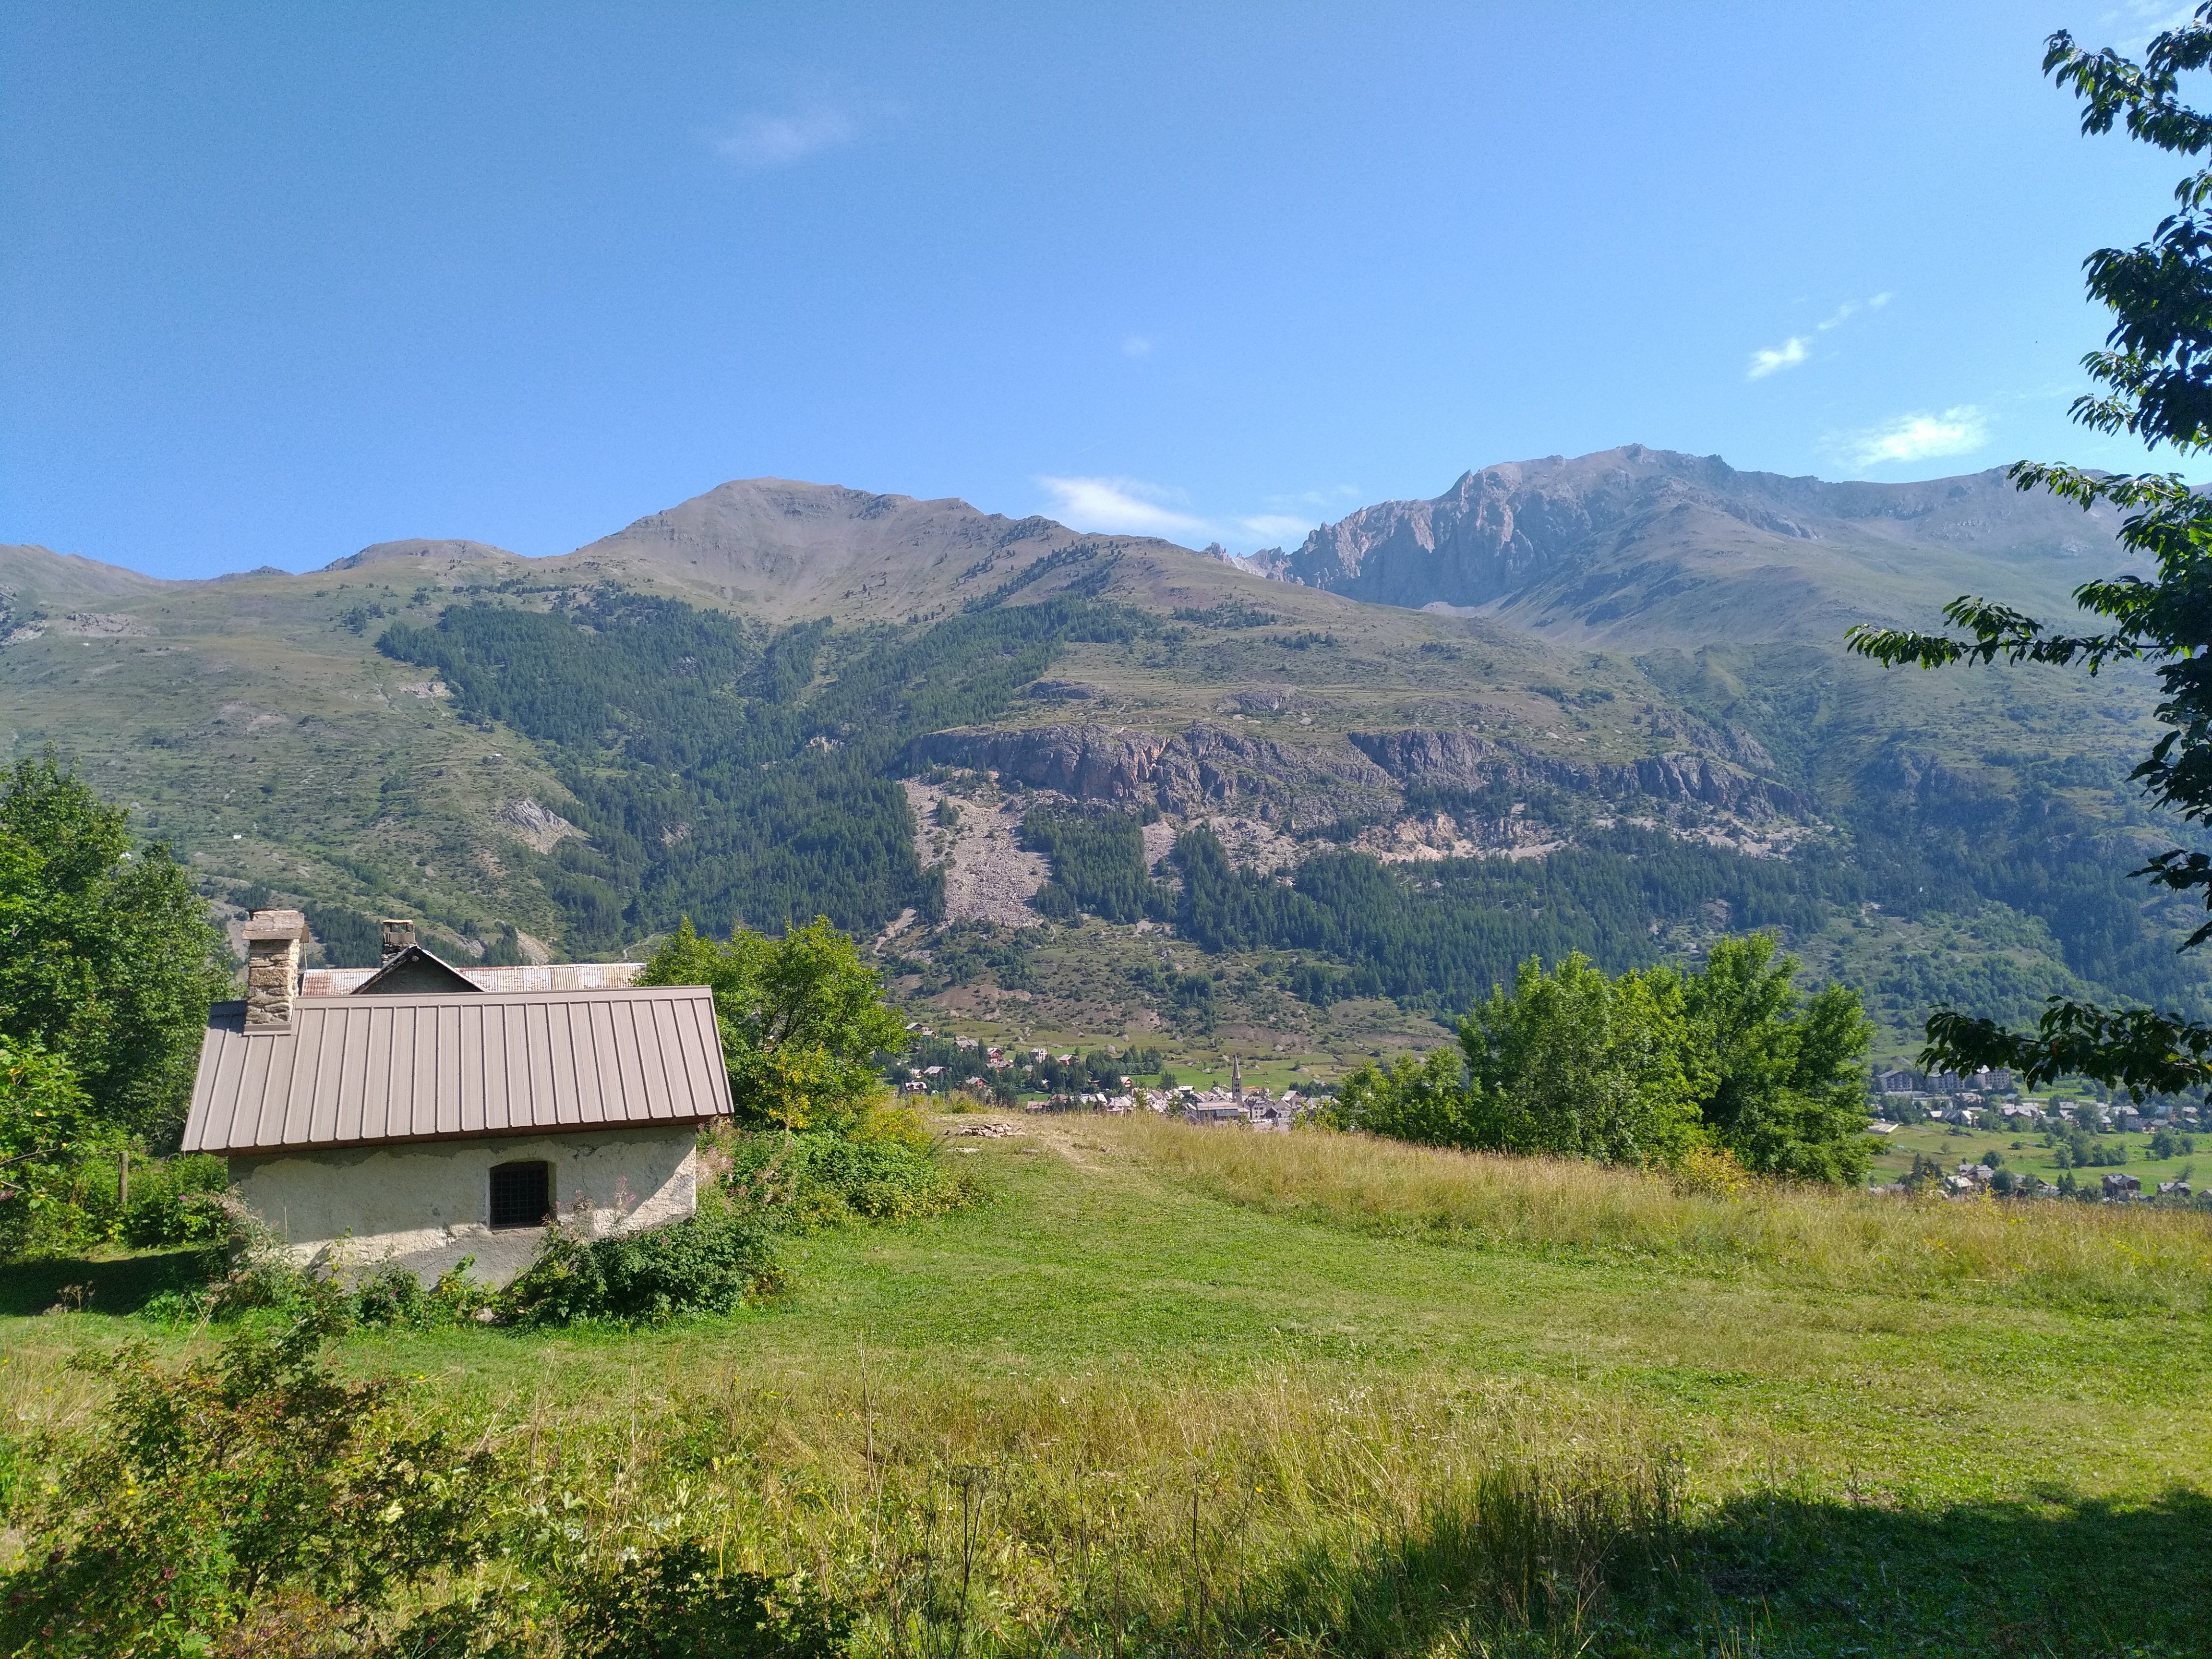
[181,911,733,1285]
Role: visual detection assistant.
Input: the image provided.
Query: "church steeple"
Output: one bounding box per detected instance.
[1231,1055,1243,1102]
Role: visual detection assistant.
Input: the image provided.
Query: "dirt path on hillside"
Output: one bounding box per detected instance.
[939,1110,1133,1174]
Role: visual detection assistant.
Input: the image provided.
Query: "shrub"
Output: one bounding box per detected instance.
[0,1038,113,1262]
[120,1152,230,1248]
[0,1037,225,1259]
[350,1257,499,1329]
[503,1209,782,1328]
[724,1121,989,1230]
[0,1312,498,1656]
[1330,937,1876,1183]
[639,917,907,1134]
[144,1194,334,1324]
[135,1197,410,1330]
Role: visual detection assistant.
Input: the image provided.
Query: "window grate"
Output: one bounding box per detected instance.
[489,1160,551,1229]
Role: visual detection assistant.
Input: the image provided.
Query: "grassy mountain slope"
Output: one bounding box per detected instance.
[0,556,583,958]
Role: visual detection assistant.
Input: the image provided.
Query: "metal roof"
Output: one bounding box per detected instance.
[182,985,733,1155]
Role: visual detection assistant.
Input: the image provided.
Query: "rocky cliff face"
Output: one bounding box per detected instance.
[1346,729,1804,817]
[905,723,1401,826]
[908,719,1804,826]
[1266,445,2126,613]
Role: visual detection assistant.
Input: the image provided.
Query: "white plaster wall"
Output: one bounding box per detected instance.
[228,1125,701,1287]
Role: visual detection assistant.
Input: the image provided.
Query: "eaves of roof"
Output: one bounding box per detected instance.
[183,984,733,1155]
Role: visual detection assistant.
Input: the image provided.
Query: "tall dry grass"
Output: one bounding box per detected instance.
[1111,1114,2212,1314]
[0,1336,1683,1656]
[490,1356,1682,1656]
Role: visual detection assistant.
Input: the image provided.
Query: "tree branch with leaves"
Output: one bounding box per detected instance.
[1848,6,2212,1097]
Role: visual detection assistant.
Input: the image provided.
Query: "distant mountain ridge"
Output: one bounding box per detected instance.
[25,447,2132,644]
[568,478,1103,623]
[324,538,519,571]
[1249,445,2131,644]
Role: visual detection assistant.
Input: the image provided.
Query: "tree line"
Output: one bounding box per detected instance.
[1011,817,1844,1014]
[0,757,231,1255]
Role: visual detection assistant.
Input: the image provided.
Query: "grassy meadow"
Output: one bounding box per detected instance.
[7,1114,2212,1656]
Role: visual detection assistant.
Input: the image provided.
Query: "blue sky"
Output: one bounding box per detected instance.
[3,2,2206,578]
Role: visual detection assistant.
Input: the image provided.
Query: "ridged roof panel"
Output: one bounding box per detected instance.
[182,986,732,1154]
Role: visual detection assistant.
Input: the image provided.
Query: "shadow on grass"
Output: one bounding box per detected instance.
[0,1249,208,1319]
[1237,1483,2212,1658]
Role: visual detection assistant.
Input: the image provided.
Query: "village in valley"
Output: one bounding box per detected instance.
[895,1029,1310,1129]
[1862,1065,2201,1200]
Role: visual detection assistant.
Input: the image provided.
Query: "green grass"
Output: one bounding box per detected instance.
[7,1117,2212,1655]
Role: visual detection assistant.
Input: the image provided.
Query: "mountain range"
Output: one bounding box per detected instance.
[0,446,2188,1057]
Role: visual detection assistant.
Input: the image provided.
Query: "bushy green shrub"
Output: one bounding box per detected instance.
[728,1124,989,1229]
[2,1315,871,1654]
[640,917,908,1134]
[140,1204,493,1331]
[0,1036,226,1260]
[119,1152,229,1248]
[350,1256,499,1329]
[1331,936,1876,1184]
[503,1209,782,1328]
[0,1039,113,1262]
[0,1311,498,1656]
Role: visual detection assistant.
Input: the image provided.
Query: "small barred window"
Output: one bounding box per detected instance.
[489,1160,551,1229]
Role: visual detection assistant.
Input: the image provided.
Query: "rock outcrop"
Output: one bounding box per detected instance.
[904,723,1400,826]
[908,721,1804,825]
[1347,729,1804,817]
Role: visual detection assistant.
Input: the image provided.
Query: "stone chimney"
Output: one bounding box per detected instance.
[242,909,310,1028]
[381,918,416,963]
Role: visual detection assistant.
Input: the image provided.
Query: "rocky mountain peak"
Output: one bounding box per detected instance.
[1261,445,2131,641]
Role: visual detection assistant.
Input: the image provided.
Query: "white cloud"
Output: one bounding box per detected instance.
[1037,476,1210,538]
[1747,336,1811,379]
[713,108,857,169]
[1239,514,1312,542]
[1749,291,1894,377]
[1845,405,1991,468]
[1122,335,1153,358]
[2107,5,2199,53]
